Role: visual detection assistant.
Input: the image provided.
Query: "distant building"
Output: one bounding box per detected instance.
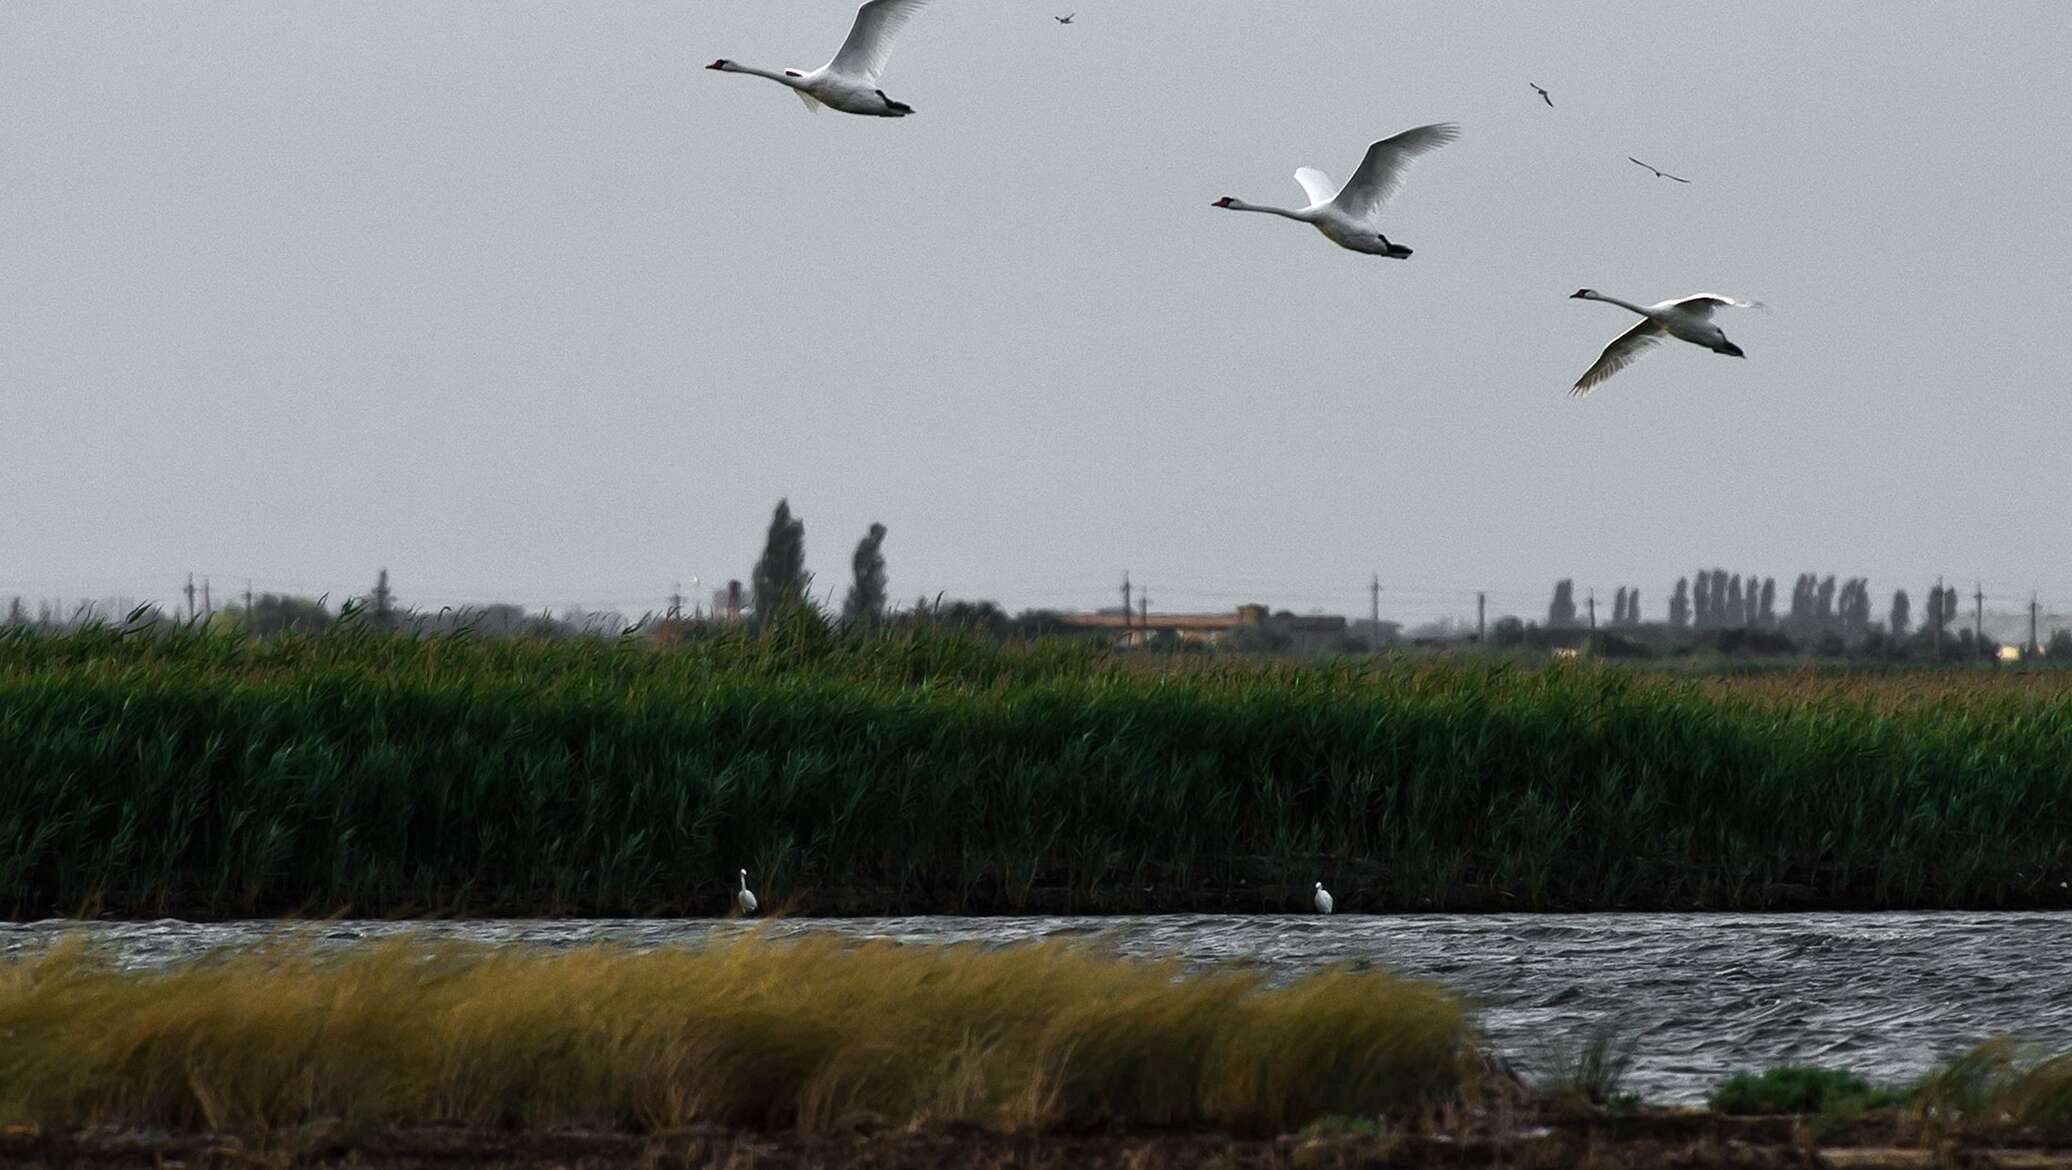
[1055,603,1352,651]
[711,580,746,623]
[1265,610,1353,652]
[1349,618,1406,645]
[1053,609,1243,645]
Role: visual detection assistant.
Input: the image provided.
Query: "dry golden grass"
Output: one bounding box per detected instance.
[0,931,1476,1136]
[1120,648,2072,713]
[1909,1038,2072,1141]
[1686,667,2072,712]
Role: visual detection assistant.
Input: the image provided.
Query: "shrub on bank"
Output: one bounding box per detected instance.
[1710,1066,1909,1115]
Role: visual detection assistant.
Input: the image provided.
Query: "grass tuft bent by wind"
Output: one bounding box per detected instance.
[0,931,1478,1135]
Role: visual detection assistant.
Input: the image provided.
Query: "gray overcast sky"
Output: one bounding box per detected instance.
[4,2,2070,624]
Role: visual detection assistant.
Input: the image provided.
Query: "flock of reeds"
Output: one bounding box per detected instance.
[2,620,2070,916]
[0,932,1477,1134]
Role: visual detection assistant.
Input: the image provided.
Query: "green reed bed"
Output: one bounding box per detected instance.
[1,622,2069,916]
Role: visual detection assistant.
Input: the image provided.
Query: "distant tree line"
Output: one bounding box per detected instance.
[1518,569,2047,661]
[1545,578,1646,629]
[10,499,2071,664]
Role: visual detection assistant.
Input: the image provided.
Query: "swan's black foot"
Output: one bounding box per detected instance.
[1377,234,1413,259]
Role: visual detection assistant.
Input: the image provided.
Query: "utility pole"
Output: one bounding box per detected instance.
[1369,573,1380,633]
[1139,591,1148,628]
[201,578,212,620]
[2031,593,2041,657]
[1121,572,1132,629]
[184,574,197,623]
[244,579,254,619]
[1974,581,1986,657]
[669,582,683,621]
[1477,591,1486,642]
[1586,591,1597,630]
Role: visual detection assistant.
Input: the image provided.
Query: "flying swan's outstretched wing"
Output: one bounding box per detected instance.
[1331,123,1461,222]
[1572,318,1667,396]
[1669,293,1763,320]
[1291,167,1339,209]
[827,0,931,83]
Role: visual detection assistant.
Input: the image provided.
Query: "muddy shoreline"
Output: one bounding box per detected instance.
[5,1113,2069,1170]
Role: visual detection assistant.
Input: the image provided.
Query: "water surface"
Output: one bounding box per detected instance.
[7,912,2066,1104]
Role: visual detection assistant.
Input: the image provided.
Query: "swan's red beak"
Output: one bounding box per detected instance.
[706,59,729,70]
[1211,197,1234,208]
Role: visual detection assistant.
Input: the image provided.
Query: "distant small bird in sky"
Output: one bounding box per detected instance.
[1530,82,1552,107]
[1628,156,1691,183]
[1054,12,1074,22]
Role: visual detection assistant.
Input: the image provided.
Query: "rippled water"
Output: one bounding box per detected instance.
[7,912,2068,1104]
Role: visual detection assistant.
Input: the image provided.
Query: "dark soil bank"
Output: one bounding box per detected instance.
[5,1115,2069,1170]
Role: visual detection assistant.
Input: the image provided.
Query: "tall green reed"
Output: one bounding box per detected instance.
[2,623,2069,916]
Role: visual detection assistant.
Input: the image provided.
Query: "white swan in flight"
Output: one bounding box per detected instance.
[1314,881,1334,914]
[1568,289,1760,396]
[1212,123,1461,258]
[707,0,932,118]
[736,868,759,914]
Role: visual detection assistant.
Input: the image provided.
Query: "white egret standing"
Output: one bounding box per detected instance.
[1314,881,1334,914]
[737,868,759,915]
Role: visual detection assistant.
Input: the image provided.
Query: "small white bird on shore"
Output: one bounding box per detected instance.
[737,868,759,914]
[1314,881,1334,914]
